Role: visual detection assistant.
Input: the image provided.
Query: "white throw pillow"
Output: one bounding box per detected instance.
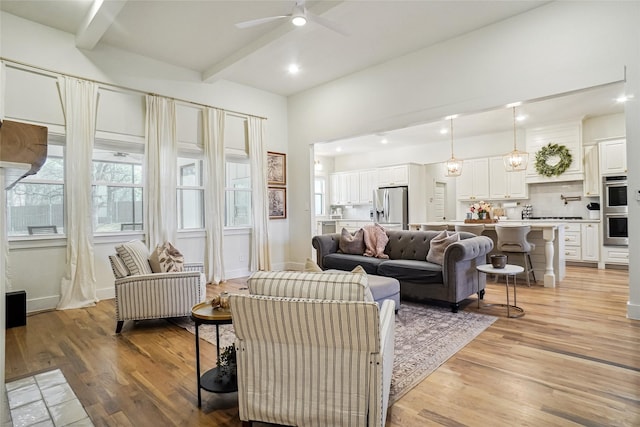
[426,230,460,265]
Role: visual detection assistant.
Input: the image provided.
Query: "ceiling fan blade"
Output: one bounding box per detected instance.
[307,11,349,36]
[235,15,290,29]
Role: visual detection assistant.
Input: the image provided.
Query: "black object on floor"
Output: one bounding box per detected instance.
[6,290,27,328]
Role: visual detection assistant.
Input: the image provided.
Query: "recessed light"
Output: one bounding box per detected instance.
[516,114,527,122]
[381,138,388,144]
[440,128,448,135]
[288,64,300,74]
[336,147,342,152]
[292,15,307,26]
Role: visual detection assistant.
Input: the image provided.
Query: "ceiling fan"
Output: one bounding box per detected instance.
[235,0,348,35]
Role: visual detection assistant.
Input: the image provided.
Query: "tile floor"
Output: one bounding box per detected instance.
[4,369,94,427]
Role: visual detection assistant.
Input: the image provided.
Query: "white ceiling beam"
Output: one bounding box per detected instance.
[202,1,343,83]
[75,0,128,50]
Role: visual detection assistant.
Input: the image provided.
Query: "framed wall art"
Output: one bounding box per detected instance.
[267,151,286,186]
[268,187,287,219]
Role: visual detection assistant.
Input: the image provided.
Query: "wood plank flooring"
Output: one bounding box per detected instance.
[5,266,639,426]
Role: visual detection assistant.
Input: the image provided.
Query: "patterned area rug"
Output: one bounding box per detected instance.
[170,302,496,404]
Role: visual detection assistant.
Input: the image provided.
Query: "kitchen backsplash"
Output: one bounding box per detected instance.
[520,182,598,218]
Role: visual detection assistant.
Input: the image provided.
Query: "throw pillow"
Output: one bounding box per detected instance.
[109,255,129,279]
[338,228,365,255]
[304,258,366,276]
[304,258,323,272]
[426,230,460,265]
[115,240,153,275]
[149,242,185,273]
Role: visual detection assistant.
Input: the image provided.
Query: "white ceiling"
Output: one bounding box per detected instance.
[1,0,548,96]
[314,82,628,156]
[1,1,627,156]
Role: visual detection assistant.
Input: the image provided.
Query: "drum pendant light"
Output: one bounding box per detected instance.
[444,117,463,177]
[503,106,529,171]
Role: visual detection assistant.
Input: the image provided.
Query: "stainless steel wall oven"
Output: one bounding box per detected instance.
[602,176,628,246]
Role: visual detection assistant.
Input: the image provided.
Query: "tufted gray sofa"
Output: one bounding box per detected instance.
[312,229,494,312]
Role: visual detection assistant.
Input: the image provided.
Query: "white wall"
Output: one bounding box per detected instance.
[287,1,640,318]
[1,11,289,312]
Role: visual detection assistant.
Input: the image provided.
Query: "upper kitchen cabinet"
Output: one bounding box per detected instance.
[456,158,489,200]
[377,165,409,187]
[489,156,528,200]
[359,169,377,204]
[599,138,627,175]
[582,145,600,196]
[329,171,360,205]
[525,122,583,183]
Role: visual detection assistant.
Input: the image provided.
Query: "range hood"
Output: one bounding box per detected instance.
[0,120,48,189]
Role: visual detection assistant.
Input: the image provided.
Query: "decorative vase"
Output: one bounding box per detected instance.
[478,212,486,220]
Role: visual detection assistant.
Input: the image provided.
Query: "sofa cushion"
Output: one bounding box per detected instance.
[323,253,384,274]
[377,259,443,284]
[339,228,366,255]
[115,240,152,275]
[426,230,460,265]
[248,270,374,302]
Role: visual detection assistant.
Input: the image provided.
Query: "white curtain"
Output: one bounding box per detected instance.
[145,95,177,250]
[57,76,98,310]
[248,117,271,271]
[203,108,226,284]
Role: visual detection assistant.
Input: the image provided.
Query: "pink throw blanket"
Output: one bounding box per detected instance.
[363,224,389,259]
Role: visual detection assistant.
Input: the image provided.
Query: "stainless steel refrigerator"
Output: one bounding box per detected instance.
[373,186,408,229]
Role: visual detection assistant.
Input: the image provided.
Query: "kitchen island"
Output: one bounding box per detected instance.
[409,221,566,287]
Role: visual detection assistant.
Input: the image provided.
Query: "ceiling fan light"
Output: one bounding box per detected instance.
[292,14,307,26]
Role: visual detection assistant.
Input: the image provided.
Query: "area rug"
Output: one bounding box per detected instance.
[170,302,496,404]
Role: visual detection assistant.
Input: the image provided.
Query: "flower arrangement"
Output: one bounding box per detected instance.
[469,201,491,214]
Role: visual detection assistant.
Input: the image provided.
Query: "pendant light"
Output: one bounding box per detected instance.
[444,117,463,177]
[503,106,529,171]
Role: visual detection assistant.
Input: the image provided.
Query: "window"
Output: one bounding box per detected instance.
[6,145,65,236]
[92,149,143,232]
[314,178,325,216]
[177,158,204,229]
[225,158,251,227]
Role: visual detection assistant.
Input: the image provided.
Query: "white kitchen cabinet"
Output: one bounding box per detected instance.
[563,223,581,261]
[562,222,600,262]
[602,246,628,265]
[456,158,489,200]
[336,220,373,233]
[377,165,409,187]
[525,122,583,183]
[329,172,359,205]
[358,169,377,204]
[488,156,528,199]
[581,223,600,262]
[582,145,600,196]
[599,138,627,175]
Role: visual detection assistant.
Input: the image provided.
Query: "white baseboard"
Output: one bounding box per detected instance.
[27,295,60,313]
[627,301,640,320]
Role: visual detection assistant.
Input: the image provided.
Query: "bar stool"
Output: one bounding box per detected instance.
[454,224,485,236]
[495,225,536,286]
[422,224,449,231]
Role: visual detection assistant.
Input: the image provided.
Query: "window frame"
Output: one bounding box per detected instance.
[224,154,252,229]
[177,156,205,231]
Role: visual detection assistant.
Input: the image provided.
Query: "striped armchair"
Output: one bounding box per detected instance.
[230,271,395,427]
[109,242,206,333]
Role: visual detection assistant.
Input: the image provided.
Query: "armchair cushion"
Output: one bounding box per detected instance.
[115,240,152,275]
[149,241,184,273]
[109,255,129,279]
[248,270,374,302]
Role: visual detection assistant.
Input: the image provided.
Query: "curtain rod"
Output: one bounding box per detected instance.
[1,57,268,120]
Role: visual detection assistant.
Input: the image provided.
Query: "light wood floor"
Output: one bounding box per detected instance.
[5,266,639,426]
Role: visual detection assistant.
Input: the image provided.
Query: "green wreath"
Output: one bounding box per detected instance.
[535,143,572,177]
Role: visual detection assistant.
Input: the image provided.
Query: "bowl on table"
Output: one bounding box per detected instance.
[490,254,507,269]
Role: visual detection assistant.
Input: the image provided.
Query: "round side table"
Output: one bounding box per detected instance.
[476,264,525,318]
[191,302,235,407]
